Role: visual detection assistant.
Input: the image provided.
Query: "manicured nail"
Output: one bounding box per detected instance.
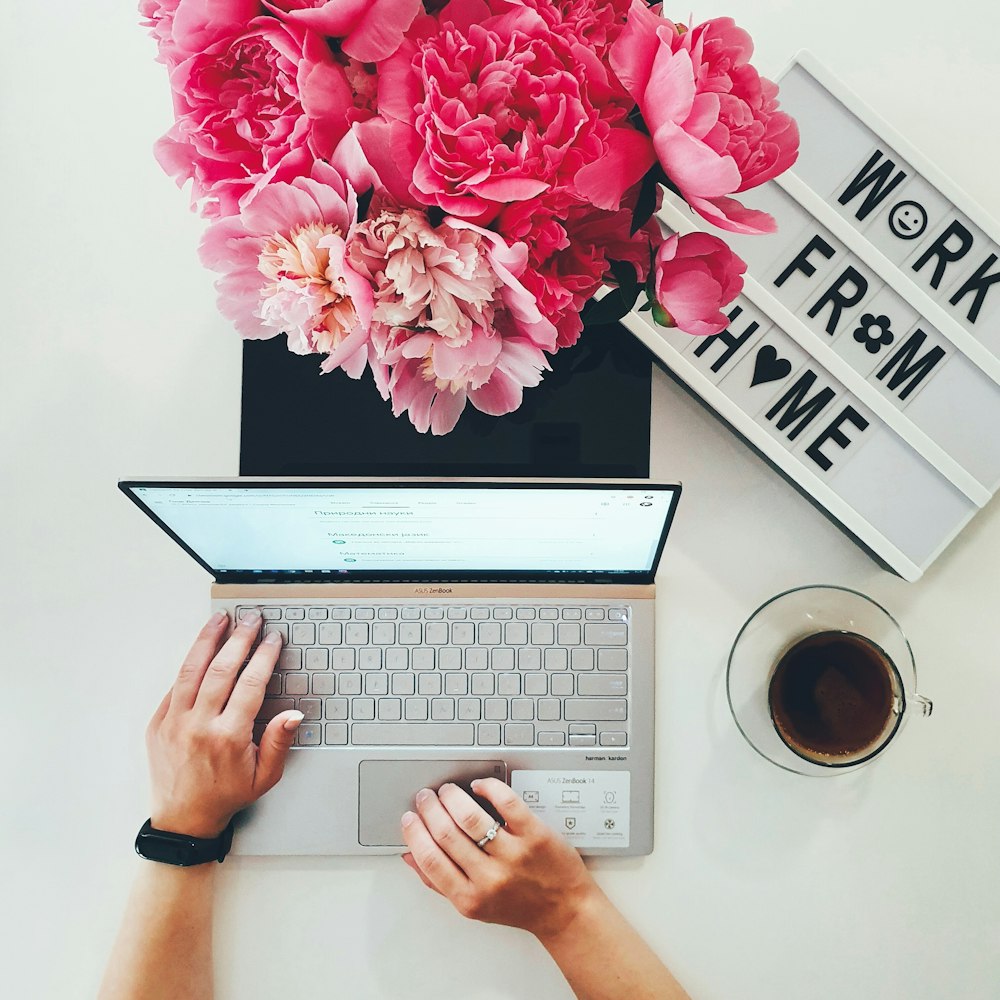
[415,788,433,804]
[283,711,304,732]
[241,609,261,625]
[401,811,416,827]
[264,630,282,644]
[209,611,227,625]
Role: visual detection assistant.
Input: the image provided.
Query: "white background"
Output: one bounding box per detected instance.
[3,2,999,997]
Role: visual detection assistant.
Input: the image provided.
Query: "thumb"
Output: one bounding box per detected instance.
[255,710,303,794]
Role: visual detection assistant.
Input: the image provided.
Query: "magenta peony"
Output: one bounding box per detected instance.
[611,0,799,235]
[199,162,373,377]
[652,233,746,337]
[262,0,422,61]
[155,17,354,218]
[345,205,556,434]
[361,0,653,224]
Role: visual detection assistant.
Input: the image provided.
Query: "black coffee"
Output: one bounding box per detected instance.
[768,631,899,764]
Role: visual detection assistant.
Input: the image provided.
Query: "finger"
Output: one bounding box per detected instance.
[469,777,536,835]
[254,710,303,795]
[414,787,488,875]
[223,629,283,728]
[437,783,509,855]
[149,688,172,730]
[193,609,262,715]
[401,810,468,899]
[401,853,444,896]
[169,611,230,712]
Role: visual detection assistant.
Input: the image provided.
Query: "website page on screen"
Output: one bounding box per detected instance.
[131,487,677,575]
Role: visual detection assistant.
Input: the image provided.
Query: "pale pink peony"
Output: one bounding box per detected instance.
[263,0,422,61]
[344,205,556,434]
[652,233,746,337]
[198,162,373,377]
[360,0,654,224]
[155,17,354,219]
[611,1,799,234]
[138,0,260,64]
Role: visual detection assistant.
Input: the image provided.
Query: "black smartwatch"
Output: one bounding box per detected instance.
[134,819,235,866]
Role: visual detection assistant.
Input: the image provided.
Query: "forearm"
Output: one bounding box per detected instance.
[538,886,690,1000]
[99,862,216,1000]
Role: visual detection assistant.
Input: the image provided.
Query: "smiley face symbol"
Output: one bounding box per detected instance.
[888,200,928,240]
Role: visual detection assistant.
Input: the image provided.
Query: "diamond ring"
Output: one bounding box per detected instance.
[476,821,501,849]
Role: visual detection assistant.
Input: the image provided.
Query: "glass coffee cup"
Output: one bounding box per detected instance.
[727,585,932,775]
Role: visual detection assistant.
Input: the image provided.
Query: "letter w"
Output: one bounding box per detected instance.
[837,150,908,221]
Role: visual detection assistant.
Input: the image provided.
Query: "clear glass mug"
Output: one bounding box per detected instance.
[726,585,933,775]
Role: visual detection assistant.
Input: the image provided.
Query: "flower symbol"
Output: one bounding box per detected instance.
[853,313,894,354]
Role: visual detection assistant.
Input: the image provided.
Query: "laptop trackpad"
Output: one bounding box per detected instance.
[359,759,507,848]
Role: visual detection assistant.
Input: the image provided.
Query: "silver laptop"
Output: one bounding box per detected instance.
[120,478,681,856]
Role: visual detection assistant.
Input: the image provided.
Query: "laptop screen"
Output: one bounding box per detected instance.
[120,481,680,582]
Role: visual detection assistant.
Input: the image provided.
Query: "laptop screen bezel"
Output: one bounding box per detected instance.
[118,479,682,585]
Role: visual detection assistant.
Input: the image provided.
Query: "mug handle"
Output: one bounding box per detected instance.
[912,694,933,718]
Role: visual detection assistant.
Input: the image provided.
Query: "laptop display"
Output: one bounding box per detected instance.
[121,482,680,583]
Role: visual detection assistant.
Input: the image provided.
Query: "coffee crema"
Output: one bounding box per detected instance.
[768,631,900,765]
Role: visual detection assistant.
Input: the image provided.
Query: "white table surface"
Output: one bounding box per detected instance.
[4,2,1000,997]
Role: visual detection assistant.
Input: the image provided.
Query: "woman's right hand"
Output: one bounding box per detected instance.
[400,777,600,942]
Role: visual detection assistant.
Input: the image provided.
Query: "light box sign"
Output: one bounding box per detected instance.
[622,53,1000,581]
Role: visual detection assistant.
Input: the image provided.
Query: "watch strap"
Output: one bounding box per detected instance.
[134,818,235,866]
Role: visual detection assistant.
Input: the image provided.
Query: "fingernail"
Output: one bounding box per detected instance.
[241,609,261,625]
[209,611,226,625]
[401,811,416,827]
[283,711,304,732]
[264,630,282,644]
[415,788,433,804]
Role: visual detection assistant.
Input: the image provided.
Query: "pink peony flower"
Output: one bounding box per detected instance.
[611,0,799,235]
[155,17,354,219]
[262,0,422,62]
[360,0,654,224]
[652,233,746,337]
[138,0,261,64]
[198,161,373,377]
[499,198,659,349]
[344,205,556,434]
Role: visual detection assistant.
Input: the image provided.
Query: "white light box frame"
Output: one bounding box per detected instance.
[622,52,1000,581]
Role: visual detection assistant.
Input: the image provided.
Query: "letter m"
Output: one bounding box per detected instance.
[837,150,908,221]
[764,372,837,440]
[875,329,947,400]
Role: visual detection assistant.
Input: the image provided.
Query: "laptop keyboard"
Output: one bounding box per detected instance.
[240,603,631,749]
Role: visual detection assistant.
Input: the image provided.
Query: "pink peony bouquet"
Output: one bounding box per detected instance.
[143,0,799,434]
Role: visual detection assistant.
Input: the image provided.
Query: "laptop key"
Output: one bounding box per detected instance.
[578,674,628,697]
[585,608,605,620]
[400,607,421,620]
[597,648,628,671]
[569,734,596,747]
[391,672,415,695]
[439,648,462,671]
[447,607,467,620]
[600,732,628,746]
[372,623,395,645]
[425,622,449,645]
[319,622,343,645]
[398,623,422,645]
[424,607,445,620]
[324,699,348,720]
[278,648,302,671]
[330,607,351,620]
[451,623,475,645]
[359,649,382,670]
[608,607,628,621]
[558,623,581,645]
[365,673,388,696]
[284,608,306,620]
[539,608,559,620]
[355,608,374,620]
[518,648,541,671]
[544,648,568,671]
[471,674,495,696]
[524,675,547,696]
[458,698,481,721]
[537,699,561,721]
[465,647,488,671]
[379,699,402,721]
[445,674,468,696]
[431,698,455,721]
[537,731,566,746]
[291,623,315,645]
[285,673,309,695]
[266,675,281,695]
[564,699,627,722]
[310,674,335,695]
[550,675,574,696]
[258,698,294,722]
[484,699,508,721]
[264,623,288,643]
[531,622,555,645]
[386,648,409,671]
[351,723,475,746]
[305,648,329,671]
[417,673,442,696]
[498,674,520,696]
[352,698,375,721]
[331,649,356,671]
[308,607,328,620]
[298,699,321,721]
[346,623,369,645]
[477,622,502,646]
[297,723,322,746]
[511,699,534,721]
[412,648,435,670]
[262,607,282,621]
[377,608,398,620]
[505,723,535,746]
[584,623,627,646]
[338,673,362,695]
[561,608,582,620]
[571,649,595,671]
[470,607,490,620]
[404,698,428,721]
[477,723,501,745]
[504,622,528,645]
[493,607,512,620]
[324,723,348,745]
[516,608,536,620]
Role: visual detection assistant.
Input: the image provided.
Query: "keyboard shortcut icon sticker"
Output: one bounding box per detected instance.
[512,770,630,849]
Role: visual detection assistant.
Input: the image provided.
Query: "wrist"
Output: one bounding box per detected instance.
[150,811,232,841]
[535,880,606,950]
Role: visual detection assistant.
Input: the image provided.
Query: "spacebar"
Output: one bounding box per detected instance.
[351,723,475,746]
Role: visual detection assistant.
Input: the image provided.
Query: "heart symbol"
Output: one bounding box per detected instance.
[751,345,793,387]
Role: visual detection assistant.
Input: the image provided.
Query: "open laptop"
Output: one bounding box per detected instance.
[119,478,681,856]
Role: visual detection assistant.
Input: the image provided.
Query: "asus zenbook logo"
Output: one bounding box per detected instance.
[415,586,453,594]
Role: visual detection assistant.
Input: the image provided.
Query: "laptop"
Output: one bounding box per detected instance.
[119,478,681,856]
